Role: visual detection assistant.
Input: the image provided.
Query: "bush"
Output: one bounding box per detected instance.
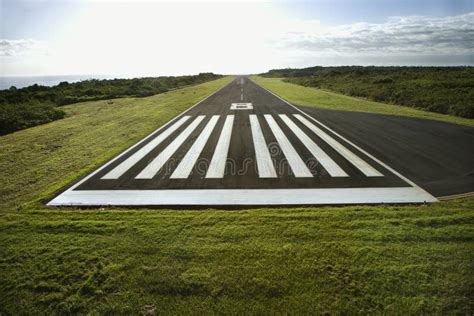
[268,66,474,119]
[373,77,394,84]
[0,101,65,135]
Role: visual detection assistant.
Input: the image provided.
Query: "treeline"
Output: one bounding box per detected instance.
[0,73,222,135]
[261,66,474,118]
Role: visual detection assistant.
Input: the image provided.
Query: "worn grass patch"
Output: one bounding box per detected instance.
[0,75,473,314]
[252,76,474,127]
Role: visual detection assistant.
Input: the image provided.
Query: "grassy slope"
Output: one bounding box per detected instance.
[252,76,474,127]
[0,75,473,314]
[0,76,233,210]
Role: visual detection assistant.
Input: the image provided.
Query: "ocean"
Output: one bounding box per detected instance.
[0,75,119,90]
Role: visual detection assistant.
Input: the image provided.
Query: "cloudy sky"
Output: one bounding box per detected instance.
[1,0,473,76]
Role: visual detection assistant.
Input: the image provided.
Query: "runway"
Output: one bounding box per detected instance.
[49,77,439,206]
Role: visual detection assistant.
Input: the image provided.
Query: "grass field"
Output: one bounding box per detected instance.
[252,76,474,127]
[1,76,473,314]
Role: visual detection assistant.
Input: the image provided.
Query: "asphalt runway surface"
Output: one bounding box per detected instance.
[296,106,474,197]
[49,77,472,206]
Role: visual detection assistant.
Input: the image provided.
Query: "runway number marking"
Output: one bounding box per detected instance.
[231,103,253,110]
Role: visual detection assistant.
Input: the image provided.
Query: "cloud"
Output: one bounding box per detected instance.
[275,12,474,63]
[0,39,48,57]
[2,10,473,75]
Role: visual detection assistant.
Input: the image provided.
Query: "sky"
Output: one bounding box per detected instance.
[1,0,473,77]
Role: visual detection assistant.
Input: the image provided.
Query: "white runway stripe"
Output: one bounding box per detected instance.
[264,115,313,178]
[206,115,234,178]
[249,115,277,178]
[294,114,383,177]
[102,115,191,179]
[171,115,220,179]
[136,116,205,179]
[279,115,349,177]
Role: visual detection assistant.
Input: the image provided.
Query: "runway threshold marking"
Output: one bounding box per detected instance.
[249,114,277,178]
[136,115,205,179]
[102,115,191,179]
[279,114,349,177]
[171,115,220,179]
[264,114,313,178]
[206,115,234,179]
[293,114,383,177]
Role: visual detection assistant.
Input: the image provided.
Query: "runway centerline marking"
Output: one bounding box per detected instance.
[102,115,191,179]
[249,114,277,178]
[136,115,205,179]
[279,114,349,177]
[293,114,383,177]
[171,115,220,179]
[264,114,313,178]
[206,115,234,179]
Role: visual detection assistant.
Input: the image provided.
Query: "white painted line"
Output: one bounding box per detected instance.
[136,116,205,179]
[102,116,191,179]
[206,115,234,178]
[249,115,277,178]
[171,115,219,179]
[48,187,438,206]
[279,114,348,177]
[264,115,313,178]
[294,114,383,177]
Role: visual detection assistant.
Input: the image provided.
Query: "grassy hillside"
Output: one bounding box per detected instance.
[1,76,473,314]
[0,76,233,210]
[252,76,474,127]
[261,66,474,119]
[0,73,222,135]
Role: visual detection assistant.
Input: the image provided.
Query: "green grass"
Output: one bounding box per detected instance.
[1,201,473,314]
[252,76,474,127]
[1,75,473,314]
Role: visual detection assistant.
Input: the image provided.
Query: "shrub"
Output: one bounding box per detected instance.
[0,101,65,135]
[265,66,474,119]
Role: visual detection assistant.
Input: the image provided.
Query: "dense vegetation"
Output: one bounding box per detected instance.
[0,73,221,135]
[252,77,474,127]
[0,77,472,313]
[261,66,474,118]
